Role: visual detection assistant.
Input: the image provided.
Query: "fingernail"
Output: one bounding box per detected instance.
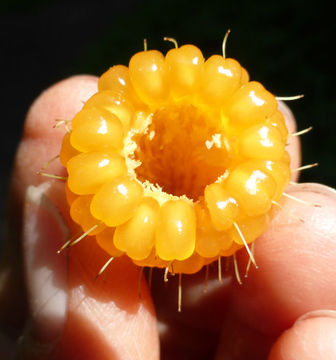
[295,309,336,324]
[21,183,68,354]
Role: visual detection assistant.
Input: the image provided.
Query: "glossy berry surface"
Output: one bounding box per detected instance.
[60,42,291,274]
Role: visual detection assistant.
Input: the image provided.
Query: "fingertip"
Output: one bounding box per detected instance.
[12,75,98,211]
[24,75,98,140]
[232,183,336,334]
[277,101,301,181]
[13,183,69,359]
[269,311,336,360]
[277,101,297,135]
[14,76,160,359]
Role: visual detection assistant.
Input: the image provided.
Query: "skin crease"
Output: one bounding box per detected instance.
[0,75,336,359]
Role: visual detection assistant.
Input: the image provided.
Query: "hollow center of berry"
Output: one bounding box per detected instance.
[133,103,229,201]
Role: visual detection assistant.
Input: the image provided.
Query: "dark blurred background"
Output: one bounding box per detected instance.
[1,0,335,241]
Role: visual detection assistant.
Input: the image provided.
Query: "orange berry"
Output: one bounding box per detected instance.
[67,152,127,195]
[225,81,278,128]
[168,253,205,275]
[252,159,291,199]
[155,200,196,261]
[96,227,123,257]
[205,183,239,231]
[165,44,204,99]
[240,67,249,85]
[98,65,145,109]
[225,162,277,216]
[90,176,144,227]
[132,249,169,268]
[129,50,169,107]
[59,40,293,275]
[65,181,78,205]
[114,197,159,260]
[266,110,289,140]
[84,90,134,130]
[229,214,268,245]
[70,107,124,153]
[194,202,232,258]
[59,132,80,166]
[70,195,105,235]
[200,56,242,105]
[239,123,285,161]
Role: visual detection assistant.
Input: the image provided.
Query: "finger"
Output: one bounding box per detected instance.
[213,184,336,359]
[56,241,158,359]
[231,183,336,335]
[10,76,159,359]
[12,75,98,210]
[277,101,301,181]
[215,309,336,360]
[18,186,159,359]
[15,183,68,359]
[0,75,98,340]
[268,310,336,359]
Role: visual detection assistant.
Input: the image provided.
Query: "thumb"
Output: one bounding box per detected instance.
[269,310,336,359]
[15,182,68,358]
[11,75,159,359]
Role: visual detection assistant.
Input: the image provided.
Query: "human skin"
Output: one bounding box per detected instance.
[1,75,336,359]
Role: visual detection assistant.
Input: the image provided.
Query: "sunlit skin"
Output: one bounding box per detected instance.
[1,54,336,358]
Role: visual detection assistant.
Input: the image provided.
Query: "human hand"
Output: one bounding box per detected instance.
[1,75,336,359]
